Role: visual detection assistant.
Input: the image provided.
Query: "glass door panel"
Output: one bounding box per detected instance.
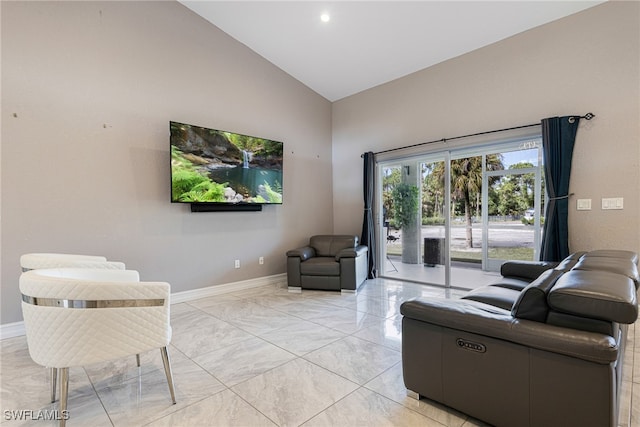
[379,158,447,287]
[419,159,446,287]
[448,154,485,288]
[483,146,543,271]
[381,165,403,277]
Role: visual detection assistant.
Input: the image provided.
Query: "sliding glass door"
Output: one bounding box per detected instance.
[379,155,448,287]
[420,157,448,287]
[377,137,544,289]
[448,152,486,287]
[483,145,544,271]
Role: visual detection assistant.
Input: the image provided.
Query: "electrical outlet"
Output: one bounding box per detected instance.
[259,257,264,265]
[234,259,240,269]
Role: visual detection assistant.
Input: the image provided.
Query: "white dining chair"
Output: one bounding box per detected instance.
[20,253,125,271]
[19,252,127,403]
[20,268,176,427]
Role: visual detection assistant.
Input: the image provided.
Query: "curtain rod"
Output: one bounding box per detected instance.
[362,113,594,158]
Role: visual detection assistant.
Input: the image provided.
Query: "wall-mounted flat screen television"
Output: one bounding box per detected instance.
[170,121,283,206]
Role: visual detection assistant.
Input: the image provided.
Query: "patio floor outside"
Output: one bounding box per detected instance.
[382,256,502,290]
[381,221,536,289]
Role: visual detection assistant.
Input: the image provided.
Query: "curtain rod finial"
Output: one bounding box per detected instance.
[569,112,595,124]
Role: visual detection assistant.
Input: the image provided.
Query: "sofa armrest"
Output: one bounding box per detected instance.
[401,298,619,364]
[500,260,557,281]
[286,246,316,261]
[336,245,368,260]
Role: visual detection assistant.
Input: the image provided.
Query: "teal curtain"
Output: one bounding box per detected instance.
[361,152,377,278]
[540,116,580,261]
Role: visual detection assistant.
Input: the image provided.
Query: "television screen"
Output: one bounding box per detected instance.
[170,121,283,205]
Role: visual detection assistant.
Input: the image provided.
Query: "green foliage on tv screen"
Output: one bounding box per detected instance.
[255,182,282,204]
[177,180,226,202]
[223,132,283,157]
[171,146,226,202]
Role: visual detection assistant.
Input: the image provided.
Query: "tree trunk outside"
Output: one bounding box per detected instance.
[464,190,473,249]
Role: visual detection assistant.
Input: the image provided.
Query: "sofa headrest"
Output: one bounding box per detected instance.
[582,249,638,264]
[554,254,584,272]
[547,270,638,324]
[310,235,358,257]
[572,257,639,288]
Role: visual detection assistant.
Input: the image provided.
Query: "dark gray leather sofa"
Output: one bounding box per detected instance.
[401,250,639,427]
[286,235,368,292]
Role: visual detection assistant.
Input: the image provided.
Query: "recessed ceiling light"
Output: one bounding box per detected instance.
[320,13,330,23]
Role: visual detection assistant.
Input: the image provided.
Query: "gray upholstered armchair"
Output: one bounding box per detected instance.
[286,235,368,292]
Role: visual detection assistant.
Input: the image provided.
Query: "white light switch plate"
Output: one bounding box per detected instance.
[577,199,591,210]
[602,197,623,210]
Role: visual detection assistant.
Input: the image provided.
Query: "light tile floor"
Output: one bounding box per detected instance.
[1,278,637,427]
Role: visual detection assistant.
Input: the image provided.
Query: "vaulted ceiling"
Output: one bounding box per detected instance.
[180,1,605,101]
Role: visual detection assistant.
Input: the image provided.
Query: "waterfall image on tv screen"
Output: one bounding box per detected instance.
[170,121,283,204]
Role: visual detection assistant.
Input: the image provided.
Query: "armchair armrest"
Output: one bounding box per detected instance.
[335,245,368,260]
[286,246,316,261]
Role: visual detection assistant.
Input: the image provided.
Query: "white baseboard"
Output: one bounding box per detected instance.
[1,273,287,340]
[170,273,287,304]
[0,321,26,340]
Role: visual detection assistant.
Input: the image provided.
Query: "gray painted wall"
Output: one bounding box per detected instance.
[1,1,333,324]
[332,2,639,255]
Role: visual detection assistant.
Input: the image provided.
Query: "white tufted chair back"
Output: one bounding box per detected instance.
[20,268,171,367]
[20,253,125,272]
[19,268,175,426]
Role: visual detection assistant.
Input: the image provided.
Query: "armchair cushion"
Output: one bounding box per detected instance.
[310,235,359,257]
[300,257,340,276]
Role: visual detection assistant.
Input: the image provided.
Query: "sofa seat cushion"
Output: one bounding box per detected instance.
[489,277,531,291]
[546,310,616,336]
[461,286,521,311]
[300,257,340,276]
[548,270,638,324]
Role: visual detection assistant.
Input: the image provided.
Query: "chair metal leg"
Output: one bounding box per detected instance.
[51,367,58,403]
[59,367,69,427]
[136,354,141,368]
[160,347,176,404]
